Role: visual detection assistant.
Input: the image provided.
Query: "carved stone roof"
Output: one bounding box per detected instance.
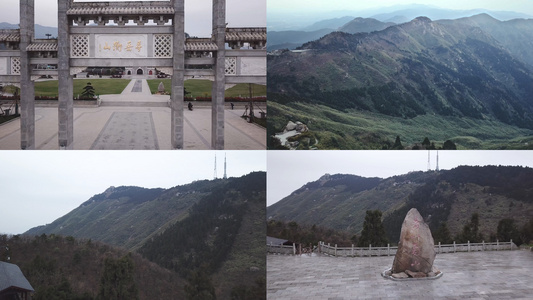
[27,42,58,51]
[185,39,218,51]
[67,6,174,16]
[0,33,20,42]
[225,28,266,41]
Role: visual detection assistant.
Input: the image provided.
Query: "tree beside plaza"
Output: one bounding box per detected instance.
[358,210,388,247]
[81,82,96,99]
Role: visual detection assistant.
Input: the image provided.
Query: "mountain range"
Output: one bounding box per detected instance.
[267,166,533,243]
[268,13,533,149]
[0,22,58,39]
[268,4,532,32]
[24,171,266,299]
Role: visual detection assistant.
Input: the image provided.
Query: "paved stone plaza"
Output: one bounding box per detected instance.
[267,250,533,299]
[0,79,266,150]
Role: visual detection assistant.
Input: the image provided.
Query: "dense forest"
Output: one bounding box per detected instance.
[16,172,266,299]
[138,171,266,299]
[0,234,184,300]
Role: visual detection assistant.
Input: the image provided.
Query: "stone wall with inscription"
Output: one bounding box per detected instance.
[95,34,147,58]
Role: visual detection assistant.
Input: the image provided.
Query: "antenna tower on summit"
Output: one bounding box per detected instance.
[223,153,227,179]
[427,150,431,171]
[436,151,439,172]
[214,154,217,179]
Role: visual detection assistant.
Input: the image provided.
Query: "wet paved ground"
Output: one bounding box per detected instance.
[131,79,143,93]
[91,111,159,149]
[0,79,266,150]
[267,250,533,299]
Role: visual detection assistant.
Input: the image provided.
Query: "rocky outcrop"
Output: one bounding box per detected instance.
[392,208,436,275]
[283,121,308,133]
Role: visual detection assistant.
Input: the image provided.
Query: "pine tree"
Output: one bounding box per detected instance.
[184,266,217,300]
[392,136,404,150]
[433,222,452,244]
[457,213,484,243]
[81,82,95,99]
[97,254,139,300]
[357,210,388,247]
[497,218,521,245]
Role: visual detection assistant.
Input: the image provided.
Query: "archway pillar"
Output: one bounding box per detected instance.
[211,0,226,150]
[19,0,35,149]
[58,0,73,149]
[171,0,185,149]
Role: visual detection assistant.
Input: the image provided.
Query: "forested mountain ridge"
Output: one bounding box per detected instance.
[269,16,533,128]
[267,166,533,243]
[139,171,266,299]
[25,181,219,251]
[268,15,533,149]
[24,172,266,299]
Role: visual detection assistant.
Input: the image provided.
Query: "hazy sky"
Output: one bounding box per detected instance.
[268,0,533,15]
[0,150,266,235]
[267,150,533,206]
[0,0,266,37]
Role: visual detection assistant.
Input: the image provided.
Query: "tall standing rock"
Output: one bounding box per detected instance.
[158,82,165,94]
[392,208,436,274]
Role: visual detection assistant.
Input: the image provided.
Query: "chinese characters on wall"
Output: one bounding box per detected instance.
[95,34,148,58]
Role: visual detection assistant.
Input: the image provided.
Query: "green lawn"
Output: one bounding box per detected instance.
[30,78,266,98]
[34,79,131,97]
[146,79,266,97]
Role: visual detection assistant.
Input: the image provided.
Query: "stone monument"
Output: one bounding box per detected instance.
[157,82,165,94]
[387,208,441,279]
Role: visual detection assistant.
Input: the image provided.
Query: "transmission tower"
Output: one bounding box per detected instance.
[223,153,227,179]
[427,150,431,171]
[214,154,217,179]
[436,150,440,172]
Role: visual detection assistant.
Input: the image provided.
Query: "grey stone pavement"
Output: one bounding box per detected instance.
[0,79,266,150]
[267,250,533,300]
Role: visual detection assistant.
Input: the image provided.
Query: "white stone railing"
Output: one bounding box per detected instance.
[313,240,516,257]
[267,243,298,255]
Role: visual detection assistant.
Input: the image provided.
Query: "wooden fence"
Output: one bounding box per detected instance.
[268,240,516,256]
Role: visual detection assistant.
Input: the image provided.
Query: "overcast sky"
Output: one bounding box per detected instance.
[267,150,533,206]
[0,0,265,37]
[268,0,533,15]
[0,150,266,235]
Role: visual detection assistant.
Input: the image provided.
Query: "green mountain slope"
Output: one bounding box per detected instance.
[26,181,220,251]
[24,172,266,299]
[438,14,533,67]
[268,15,533,149]
[138,171,266,299]
[267,166,533,243]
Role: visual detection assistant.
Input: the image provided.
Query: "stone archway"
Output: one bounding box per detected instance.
[13,0,266,150]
